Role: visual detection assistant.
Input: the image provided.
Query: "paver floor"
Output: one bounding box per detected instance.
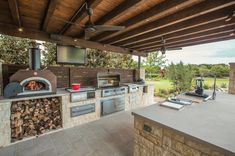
[0,111,134,156]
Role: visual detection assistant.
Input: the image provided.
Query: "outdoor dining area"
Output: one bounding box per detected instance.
[0,0,235,155]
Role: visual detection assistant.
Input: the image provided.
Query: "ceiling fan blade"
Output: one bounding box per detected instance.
[166,47,183,51]
[93,25,125,31]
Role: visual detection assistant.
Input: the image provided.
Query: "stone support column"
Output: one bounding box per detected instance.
[229,63,235,94]
[0,60,4,96]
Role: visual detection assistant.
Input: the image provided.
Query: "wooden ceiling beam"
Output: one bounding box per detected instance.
[144,36,235,53]
[94,0,142,25]
[90,0,199,42]
[129,19,235,49]
[41,0,59,31]
[115,5,235,47]
[141,32,234,52]
[59,0,102,35]
[77,0,142,38]
[102,0,235,45]
[8,0,21,27]
[138,25,235,51]
[132,20,235,50]
[0,23,146,56]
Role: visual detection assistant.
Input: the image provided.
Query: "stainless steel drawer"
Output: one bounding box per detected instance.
[70,103,96,117]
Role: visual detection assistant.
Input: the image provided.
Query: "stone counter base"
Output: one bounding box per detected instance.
[133,116,234,156]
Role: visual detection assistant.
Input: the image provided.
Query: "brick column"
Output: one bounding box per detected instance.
[229,63,235,94]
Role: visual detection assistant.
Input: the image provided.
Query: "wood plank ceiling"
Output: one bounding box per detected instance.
[0,0,235,56]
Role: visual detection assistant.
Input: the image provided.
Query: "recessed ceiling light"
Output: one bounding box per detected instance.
[18,27,23,32]
[145,19,150,22]
[229,32,235,36]
[74,38,78,42]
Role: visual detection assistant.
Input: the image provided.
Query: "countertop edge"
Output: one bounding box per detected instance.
[132,110,235,155]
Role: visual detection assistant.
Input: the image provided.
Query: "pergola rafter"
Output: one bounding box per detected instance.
[0,0,234,55]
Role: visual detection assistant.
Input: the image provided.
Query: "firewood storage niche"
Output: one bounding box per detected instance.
[10,96,62,142]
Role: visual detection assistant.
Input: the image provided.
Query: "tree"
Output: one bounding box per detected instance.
[42,42,57,66]
[86,49,137,69]
[0,35,32,64]
[211,64,229,77]
[167,61,194,92]
[0,34,138,69]
[144,52,167,79]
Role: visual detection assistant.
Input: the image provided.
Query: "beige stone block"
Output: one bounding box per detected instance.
[140,131,162,146]
[211,151,225,156]
[182,144,201,156]
[163,135,171,147]
[185,139,211,154]
[172,133,184,143]
[152,125,162,138]
[136,134,155,150]
[154,146,162,156]
[134,117,143,130]
[171,139,184,154]
[162,149,181,156]
[0,131,10,147]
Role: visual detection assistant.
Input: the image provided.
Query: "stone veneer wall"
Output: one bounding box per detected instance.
[0,84,155,147]
[229,63,235,94]
[0,101,11,147]
[134,116,234,156]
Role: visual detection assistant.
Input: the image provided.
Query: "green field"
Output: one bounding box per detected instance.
[147,77,229,91]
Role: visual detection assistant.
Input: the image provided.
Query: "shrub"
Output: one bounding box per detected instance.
[204,83,210,89]
[220,83,227,88]
[167,61,194,92]
[155,88,177,98]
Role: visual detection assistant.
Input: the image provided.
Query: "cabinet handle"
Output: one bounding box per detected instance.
[143,124,152,133]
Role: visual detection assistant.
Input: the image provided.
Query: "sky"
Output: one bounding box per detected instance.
[164,39,235,65]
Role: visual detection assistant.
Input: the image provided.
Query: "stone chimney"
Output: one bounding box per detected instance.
[229,63,235,94]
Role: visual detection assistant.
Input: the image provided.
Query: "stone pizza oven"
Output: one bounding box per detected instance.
[10,70,56,96]
[5,45,57,97]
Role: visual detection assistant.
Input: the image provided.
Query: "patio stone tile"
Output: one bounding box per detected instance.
[0,111,134,156]
[50,131,73,156]
[36,148,57,156]
[17,138,35,152]
[0,144,16,156]
[35,135,54,154]
[71,138,92,156]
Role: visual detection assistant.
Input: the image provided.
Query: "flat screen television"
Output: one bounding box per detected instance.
[56,45,87,64]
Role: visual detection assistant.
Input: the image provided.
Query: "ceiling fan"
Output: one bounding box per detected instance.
[82,6,125,40]
[52,2,125,40]
[159,37,182,54]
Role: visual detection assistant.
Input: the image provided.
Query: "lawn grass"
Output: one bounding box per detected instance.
[147,77,229,91]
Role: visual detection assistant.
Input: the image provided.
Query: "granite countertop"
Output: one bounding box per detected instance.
[0,83,154,103]
[132,92,235,154]
[0,88,69,103]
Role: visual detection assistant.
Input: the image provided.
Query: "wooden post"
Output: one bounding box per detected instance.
[138,56,141,70]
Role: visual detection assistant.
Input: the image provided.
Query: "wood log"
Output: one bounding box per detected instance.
[11,97,62,142]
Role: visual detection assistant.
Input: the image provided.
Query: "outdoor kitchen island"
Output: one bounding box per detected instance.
[132,92,235,156]
[0,83,154,147]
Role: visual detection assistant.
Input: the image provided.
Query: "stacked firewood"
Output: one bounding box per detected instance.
[11,97,62,142]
